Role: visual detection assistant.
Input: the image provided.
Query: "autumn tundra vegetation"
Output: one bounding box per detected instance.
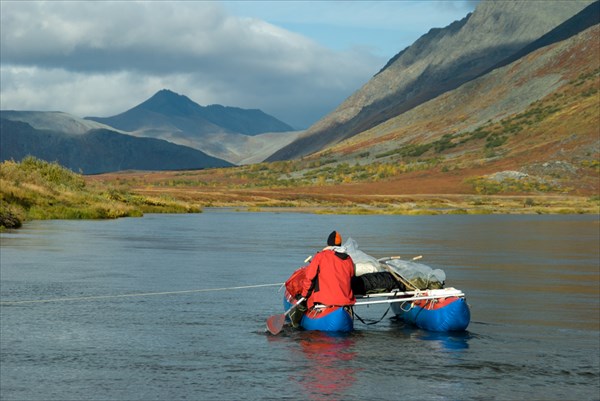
[1,149,598,230]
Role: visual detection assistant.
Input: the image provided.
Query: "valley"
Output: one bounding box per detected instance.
[1,0,598,228]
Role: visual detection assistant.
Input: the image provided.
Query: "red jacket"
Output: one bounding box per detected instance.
[301,248,355,308]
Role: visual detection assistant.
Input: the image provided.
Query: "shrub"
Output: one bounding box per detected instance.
[400,143,432,157]
[485,135,507,148]
[0,157,200,225]
[0,203,23,229]
[433,134,457,153]
[19,156,85,190]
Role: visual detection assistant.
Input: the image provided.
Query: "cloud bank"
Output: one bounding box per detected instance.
[0,1,473,129]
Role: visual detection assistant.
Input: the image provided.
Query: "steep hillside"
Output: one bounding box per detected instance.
[267,0,595,161]
[0,119,232,174]
[303,23,599,195]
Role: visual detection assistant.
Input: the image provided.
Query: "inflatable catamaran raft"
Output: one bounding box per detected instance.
[268,239,470,334]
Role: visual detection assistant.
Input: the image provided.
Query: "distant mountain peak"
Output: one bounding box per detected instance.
[138,89,201,117]
[151,88,189,102]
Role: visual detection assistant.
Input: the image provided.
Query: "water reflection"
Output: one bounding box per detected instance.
[388,317,472,351]
[294,331,359,401]
[411,330,471,351]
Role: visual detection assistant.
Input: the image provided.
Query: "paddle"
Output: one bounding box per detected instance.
[266,297,305,335]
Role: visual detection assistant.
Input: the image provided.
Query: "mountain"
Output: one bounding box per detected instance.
[293,11,599,195]
[0,118,232,174]
[267,0,595,161]
[87,89,294,135]
[84,89,299,164]
[1,90,300,167]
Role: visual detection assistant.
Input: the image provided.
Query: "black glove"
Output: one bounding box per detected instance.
[293,295,307,315]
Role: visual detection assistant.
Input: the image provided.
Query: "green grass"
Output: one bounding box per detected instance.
[466,175,564,195]
[0,156,200,229]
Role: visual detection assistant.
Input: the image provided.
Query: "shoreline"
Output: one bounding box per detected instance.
[178,192,600,216]
[3,201,598,232]
[3,202,598,233]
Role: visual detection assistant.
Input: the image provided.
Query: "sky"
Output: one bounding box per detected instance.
[0,1,477,130]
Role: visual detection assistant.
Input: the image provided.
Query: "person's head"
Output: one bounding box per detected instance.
[327,230,342,247]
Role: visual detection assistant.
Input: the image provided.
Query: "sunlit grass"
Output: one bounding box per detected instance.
[0,157,200,229]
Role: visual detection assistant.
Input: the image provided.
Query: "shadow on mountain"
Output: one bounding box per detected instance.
[482,0,599,76]
[0,119,232,174]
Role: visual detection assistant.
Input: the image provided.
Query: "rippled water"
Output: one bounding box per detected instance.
[1,211,598,400]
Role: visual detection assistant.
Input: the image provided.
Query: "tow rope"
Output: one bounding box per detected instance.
[0,282,284,305]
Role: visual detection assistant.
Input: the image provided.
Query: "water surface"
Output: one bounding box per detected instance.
[1,211,598,400]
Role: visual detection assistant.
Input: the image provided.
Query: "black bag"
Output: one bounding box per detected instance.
[351,272,405,295]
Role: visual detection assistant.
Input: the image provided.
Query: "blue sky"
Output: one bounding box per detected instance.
[223,1,478,57]
[0,1,477,129]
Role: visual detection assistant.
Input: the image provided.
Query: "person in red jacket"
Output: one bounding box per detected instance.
[300,231,356,310]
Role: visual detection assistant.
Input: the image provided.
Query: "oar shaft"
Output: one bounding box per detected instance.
[353,293,464,307]
[356,288,462,299]
[284,297,305,316]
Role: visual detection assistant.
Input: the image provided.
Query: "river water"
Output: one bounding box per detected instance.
[1,211,598,401]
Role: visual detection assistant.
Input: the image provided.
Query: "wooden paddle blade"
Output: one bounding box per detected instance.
[266,314,286,335]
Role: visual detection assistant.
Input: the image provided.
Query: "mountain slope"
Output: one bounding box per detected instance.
[191,130,303,165]
[0,110,123,135]
[267,0,595,161]
[85,89,297,164]
[304,22,599,195]
[483,0,600,74]
[87,89,294,135]
[0,119,232,174]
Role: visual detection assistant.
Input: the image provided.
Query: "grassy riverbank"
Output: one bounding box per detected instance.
[0,157,200,230]
[2,157,598,230]
[87,168,599,216]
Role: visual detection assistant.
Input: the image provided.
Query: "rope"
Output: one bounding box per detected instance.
[353,305,392,326]
[0,282,284,306]
[399,301,413,312]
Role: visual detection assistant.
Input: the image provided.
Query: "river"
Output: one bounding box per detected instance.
[1,211,598,400]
